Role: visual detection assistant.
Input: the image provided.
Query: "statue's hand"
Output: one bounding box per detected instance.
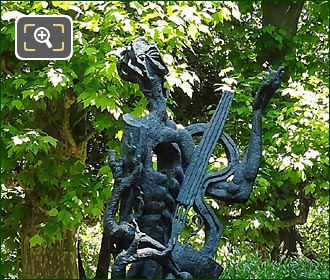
[252,66,284,112]
[111,221,135,242]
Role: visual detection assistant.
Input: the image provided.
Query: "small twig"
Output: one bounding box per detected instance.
[72,108,91,129]
[79,128,97,145]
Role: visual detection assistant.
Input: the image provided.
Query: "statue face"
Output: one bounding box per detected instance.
[117,37,169,93]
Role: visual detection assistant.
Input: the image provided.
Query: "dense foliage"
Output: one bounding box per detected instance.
[1,1,328,279]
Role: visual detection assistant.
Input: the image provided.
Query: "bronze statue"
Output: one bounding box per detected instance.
[104,37,283,278]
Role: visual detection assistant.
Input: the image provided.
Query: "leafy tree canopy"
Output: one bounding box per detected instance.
[1,1,328,278]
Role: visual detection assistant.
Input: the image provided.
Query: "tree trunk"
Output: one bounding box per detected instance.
[262,2,304,39]
[284,226,299,257]
[95,231,112,279]
[78,240,87,279]
[271,191,314,260]
[258,2,304,66]
[20,195,78,279]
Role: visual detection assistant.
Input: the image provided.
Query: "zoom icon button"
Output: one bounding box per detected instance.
[34,27,53,48]
[15,15,72,60]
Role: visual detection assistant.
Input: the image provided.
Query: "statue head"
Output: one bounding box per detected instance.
[117,37,169,96]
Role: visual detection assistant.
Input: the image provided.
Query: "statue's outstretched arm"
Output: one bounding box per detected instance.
[206,67,284,203]
[103,150,139,242]
[206,109,262,203]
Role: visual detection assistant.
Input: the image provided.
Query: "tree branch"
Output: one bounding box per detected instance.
[1,57,13,76]
[80,128,97,145]
[283,195,314,227]
[72,108,91,129]
[283,179,315,227]
[61,90,77,148]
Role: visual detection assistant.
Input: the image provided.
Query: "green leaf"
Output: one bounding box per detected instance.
[48,208,58,217]
[221,7,231,20]
[304,182,316,195]
[98,165,111,175]
[42,136,58,147]
[11,100,23,109]
[85,47,97,55]
[187,25,198,41]
[180,81,193,98]
[29,234,44,247]
[264,25,275,34]
[57,210,72,227]
[94,114,113,130]
[12,79,27,89]
[90,207,101,216]
[21,90,34,99]
[212,11,223,23]
[85,66,96,76]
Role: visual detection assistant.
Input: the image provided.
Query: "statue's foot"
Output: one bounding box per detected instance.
[166,271,192,279]
[178,271,193,279]
[162,242,174,255]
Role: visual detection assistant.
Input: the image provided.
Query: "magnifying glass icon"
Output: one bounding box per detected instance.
[34,27,53,49]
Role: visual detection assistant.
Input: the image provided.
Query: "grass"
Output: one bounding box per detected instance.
[220,256,329,279]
